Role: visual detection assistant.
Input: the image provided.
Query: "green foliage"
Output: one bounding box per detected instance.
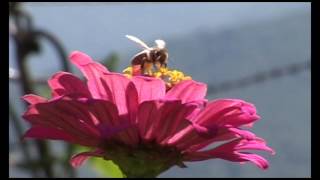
[90,158,124,178]
[73,145,124,178]
[102,52,119,72]
[35,84,51,99]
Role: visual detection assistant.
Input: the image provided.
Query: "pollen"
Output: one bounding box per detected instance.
[166,70,192,87]
[122,66,133,78]
[122,66,192,89]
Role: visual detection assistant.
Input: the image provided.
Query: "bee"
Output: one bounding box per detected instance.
[126,35,168,76]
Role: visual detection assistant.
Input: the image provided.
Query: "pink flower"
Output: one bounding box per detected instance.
[22,51,274,177]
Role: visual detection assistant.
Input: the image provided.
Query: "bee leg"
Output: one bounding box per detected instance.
[154,61,161,71]
[143,61,153,76]
[162,63,167,68]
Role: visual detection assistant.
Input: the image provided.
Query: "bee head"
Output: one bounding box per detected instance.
[150,48,168,68]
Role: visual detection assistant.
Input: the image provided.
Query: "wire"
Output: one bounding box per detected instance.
[10,60,311,95]
[207,60,310,95]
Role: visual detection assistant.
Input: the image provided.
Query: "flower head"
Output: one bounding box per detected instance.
[22,51,274,177]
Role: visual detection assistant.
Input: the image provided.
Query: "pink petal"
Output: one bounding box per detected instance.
[236,153,269,170]
[22,96,104,145]
[99,72,132,115]
[125,82,139,122]
[165,80,207,103]
[227,128,257,140]
[183,131,238,152]
[171,125,236,151]
[98,73,142,145]
[69,51,110,99]
[22,94,47,104]
[65,97,137,146]
[123,82,140,145]
[173,120,261,151]
[131,76,166,103]
[193,99,242,124]
[73,98,119,127]
[189,125,257,142]
[136,99,199,142]
[183,138,274,170]
[168,123,220,149]
[22,96,140,147]
[136,100,160,140]
[184,151,270,170]
[48,71,91,98]
[23,125,74,140]
[234,139,275,155]
[208,138,275,155]
[83,98,138,145]
[158,102,200,144]
[193,99,260,129]
[166,125,195,146]
[148,100,182,142]
[138,100,205,145]
[70,149,105,168]
[23,125,97,147]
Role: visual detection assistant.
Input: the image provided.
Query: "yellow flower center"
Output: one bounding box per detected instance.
[122,66,192,89]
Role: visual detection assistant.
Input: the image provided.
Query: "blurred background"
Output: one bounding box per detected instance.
[9,2,310,178]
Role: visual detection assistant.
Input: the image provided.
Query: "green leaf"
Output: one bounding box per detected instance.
[35,84,51,99]
[102,52,119,72]
[73,145,124,178]
[90,158,124,178]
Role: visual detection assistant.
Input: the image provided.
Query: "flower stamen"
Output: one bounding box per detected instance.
[122,66,192,89]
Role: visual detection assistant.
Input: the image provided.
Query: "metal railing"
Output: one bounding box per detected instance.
[9,2,74,177]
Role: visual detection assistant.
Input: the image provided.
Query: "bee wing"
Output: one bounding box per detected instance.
[126,35,151,50]
[155,39,166,49]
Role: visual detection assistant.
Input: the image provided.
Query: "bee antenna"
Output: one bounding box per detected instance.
[126,35,151,50]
